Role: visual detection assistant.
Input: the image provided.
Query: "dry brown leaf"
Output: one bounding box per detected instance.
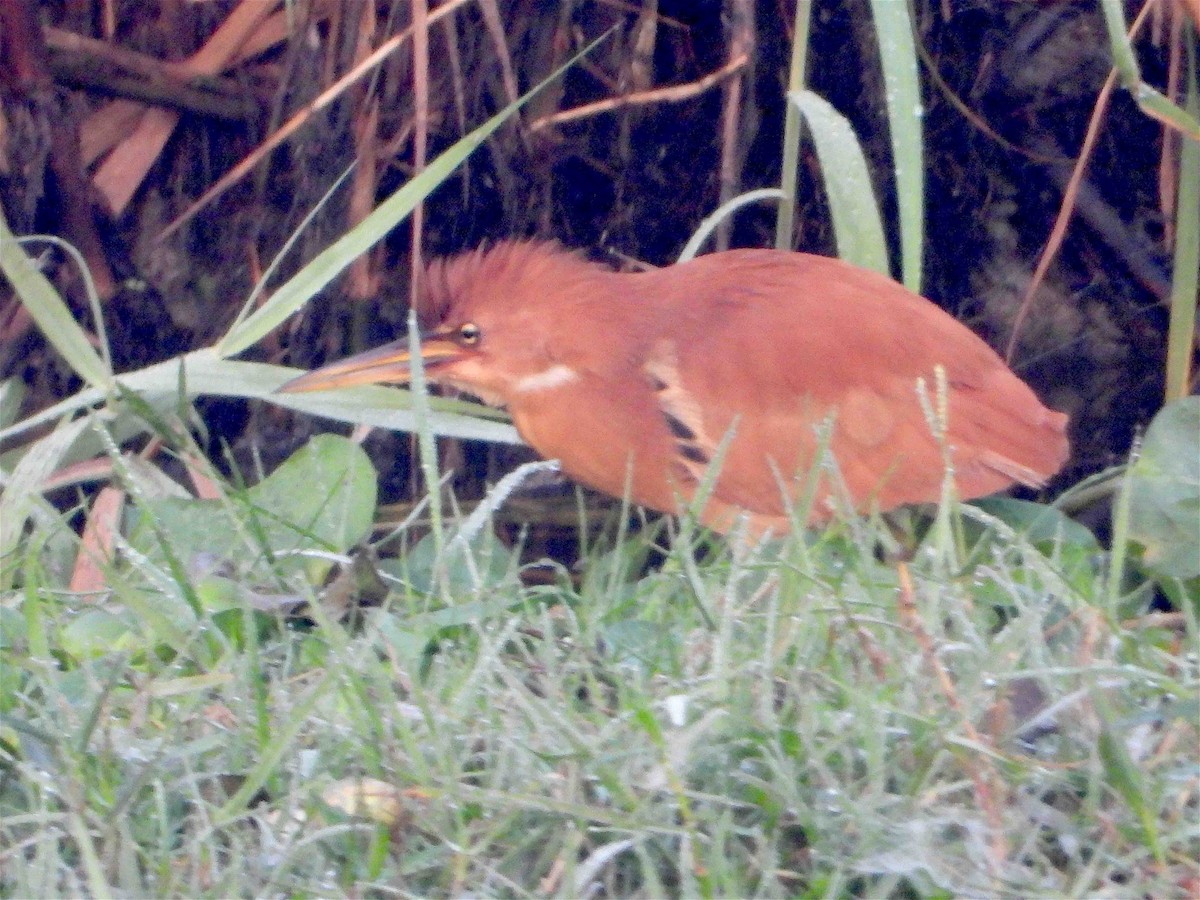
[87,0,281,214]
[165,0,281,79]
[160,0,472,239]
[349,96,382,299]
[92,106,178,215]
[321,777,429,829]
[42,456,117,493]
[69,485,125,595]
[181,452,222,500]
[202,703,239,730]
[77,2,307,168]
[476,0,520,107]
[78,99,146,167]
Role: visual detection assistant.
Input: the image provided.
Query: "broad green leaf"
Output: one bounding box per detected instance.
[1126,397,1200,580]
[60,609,139,660]
[249,433,377,552]
[601,619,679,673]
[132,434,378,579]
[967,497,1100,595]
[969,497,1100,553]
[393,527,512,597]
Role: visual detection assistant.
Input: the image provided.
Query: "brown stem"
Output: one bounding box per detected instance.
[0,0,118,313]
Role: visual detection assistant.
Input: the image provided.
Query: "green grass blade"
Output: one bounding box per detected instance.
[1106,441,1137,613]
[1096,706,1165,866]
[217,31,613,359]
[870,0,923,292]
[0,385,104,445]
[159,351,520,443]
[0,415,92,588]
[774,0,814,249]
[1166,39,1199,403]
[1135,84,1200,140]
[0,209,112,389]
[679,189,784,261]
[787,90,888,275]
[1100,0,1200,138]
[406,307,445,558]
[1099,0,1141,88]
[226,162,357,335]
[0,350,521,448]
[215,669,337,824]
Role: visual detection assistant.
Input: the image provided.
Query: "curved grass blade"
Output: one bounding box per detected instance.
[0,209,112,389]
[787,90,888,275]
[679,189,784,262]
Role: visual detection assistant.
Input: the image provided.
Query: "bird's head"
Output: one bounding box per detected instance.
[279,241,620,407]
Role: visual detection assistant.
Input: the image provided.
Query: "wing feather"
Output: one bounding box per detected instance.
[631,251,1069,522]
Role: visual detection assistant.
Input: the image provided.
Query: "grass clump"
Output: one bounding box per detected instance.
[2,435,1196,898]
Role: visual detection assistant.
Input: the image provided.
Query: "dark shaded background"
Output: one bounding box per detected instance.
[1,0,1184,512]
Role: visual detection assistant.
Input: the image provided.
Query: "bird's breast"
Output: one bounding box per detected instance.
[506,370,685,513]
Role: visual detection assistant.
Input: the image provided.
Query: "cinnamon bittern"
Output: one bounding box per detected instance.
[280,242,1069,533]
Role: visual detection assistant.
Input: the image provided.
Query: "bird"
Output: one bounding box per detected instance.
[279,241,1070,534]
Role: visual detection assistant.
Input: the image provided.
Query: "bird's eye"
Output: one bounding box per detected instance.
[457,322,482,346]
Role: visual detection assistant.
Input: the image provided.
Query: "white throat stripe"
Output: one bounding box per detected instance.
[514,364,581,393]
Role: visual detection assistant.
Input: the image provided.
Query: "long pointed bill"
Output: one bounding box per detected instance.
[276,336,464,393]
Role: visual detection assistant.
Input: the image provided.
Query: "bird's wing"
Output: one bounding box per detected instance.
[636,252,1068,522]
